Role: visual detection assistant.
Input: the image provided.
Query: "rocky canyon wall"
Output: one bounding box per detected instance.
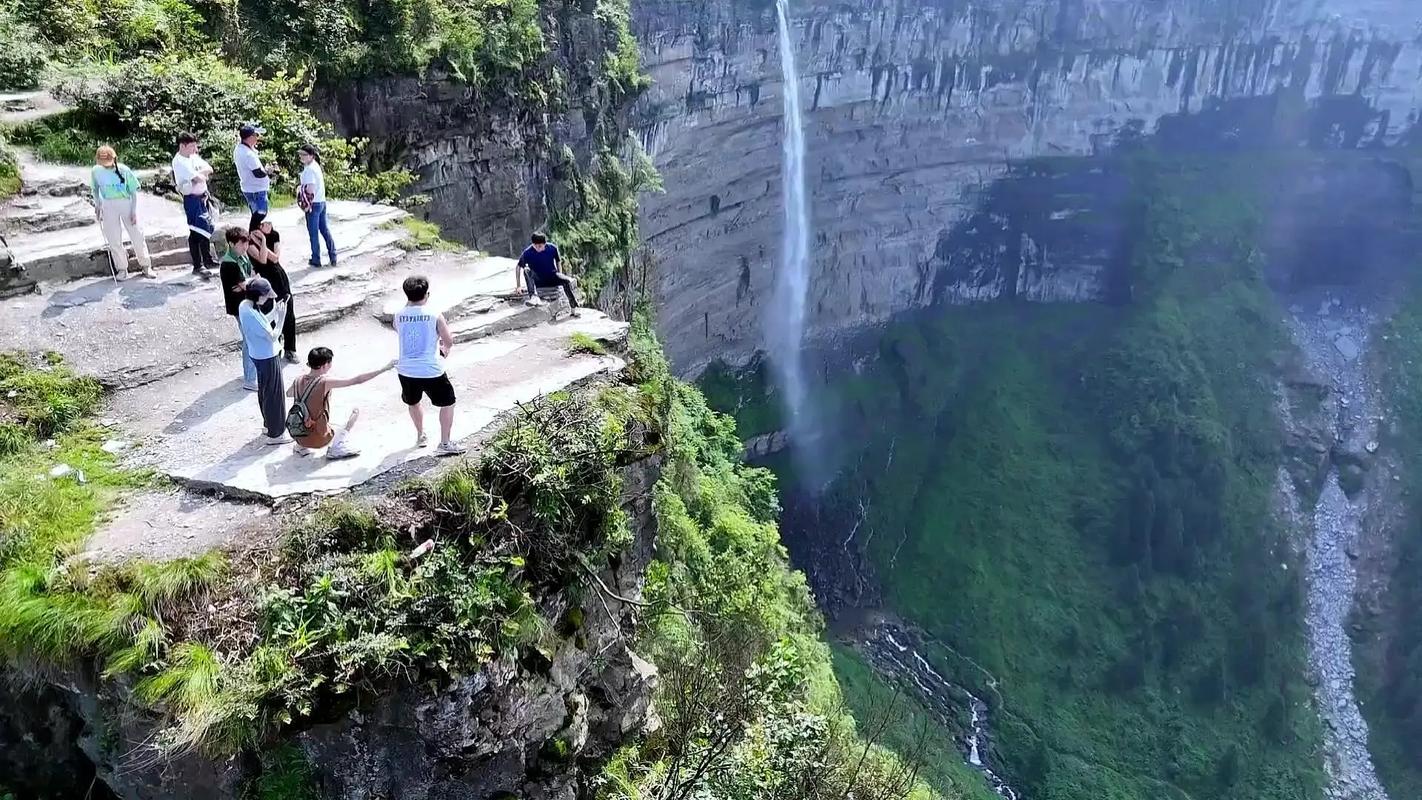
[632,0,1422,374]
[313,0,634,259]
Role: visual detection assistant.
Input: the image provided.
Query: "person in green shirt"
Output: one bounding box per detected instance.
[91,146,154,279]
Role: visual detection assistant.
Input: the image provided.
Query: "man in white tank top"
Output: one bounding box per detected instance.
[393,275,465,455]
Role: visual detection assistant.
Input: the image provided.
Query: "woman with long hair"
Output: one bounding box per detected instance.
[91,146,154,279]
[297,144,337,268]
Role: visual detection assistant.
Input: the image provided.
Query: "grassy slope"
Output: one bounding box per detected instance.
[709,155,1328,800]
[1358,284,1422,799]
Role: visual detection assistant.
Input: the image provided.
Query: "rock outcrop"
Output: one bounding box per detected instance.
[632,0,1422,374]
[312,0,637,259]
[0,460,661,800]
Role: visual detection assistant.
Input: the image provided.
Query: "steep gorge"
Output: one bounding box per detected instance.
[631,0,1422,373]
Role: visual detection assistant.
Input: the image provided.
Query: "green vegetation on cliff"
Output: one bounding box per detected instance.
[715,155,1328,800]
[1359,282,1422,799]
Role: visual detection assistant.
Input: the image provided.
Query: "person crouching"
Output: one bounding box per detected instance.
[288,347,395,460]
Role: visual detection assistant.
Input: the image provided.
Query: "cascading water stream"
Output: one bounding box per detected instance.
[768,0,824,487]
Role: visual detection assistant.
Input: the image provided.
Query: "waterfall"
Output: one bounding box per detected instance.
[769,0,823,487]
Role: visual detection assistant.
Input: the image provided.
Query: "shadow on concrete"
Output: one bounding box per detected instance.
[162,376,258,435]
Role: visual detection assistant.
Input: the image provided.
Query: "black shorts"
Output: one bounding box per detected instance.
[398,373,456,407]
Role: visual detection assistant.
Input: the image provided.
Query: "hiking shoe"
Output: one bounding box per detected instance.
[141,267,157,278]
[570,308,582,318]
[435,441,466,457]
[326,445,360,461]
[525,296,544,307]
[192,266,213,280]
[265,433,291,445]
[114,270,129,282]
[283,351,300,364]
[242,382,258,392]
[308,260,322,268]
[415,433,429,448]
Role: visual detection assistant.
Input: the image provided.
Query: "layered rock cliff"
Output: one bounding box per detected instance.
[632,0,1422,374]
[314,0,638,258]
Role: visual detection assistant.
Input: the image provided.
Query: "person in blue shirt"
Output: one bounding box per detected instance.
[238,275,291,444]
[515,232,580,316]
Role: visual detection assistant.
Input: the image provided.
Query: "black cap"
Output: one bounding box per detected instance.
[246,276,275,298]
[239,123,265,140]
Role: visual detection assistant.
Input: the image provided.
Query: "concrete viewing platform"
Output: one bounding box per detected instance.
[0,124,632,564]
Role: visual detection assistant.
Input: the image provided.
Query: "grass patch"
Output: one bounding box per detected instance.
[568,332,607,356]
[388,218,460,252]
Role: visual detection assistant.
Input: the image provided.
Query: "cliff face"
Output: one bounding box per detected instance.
[314,0,634,258]
[632,0,1422,374]
[0,460,661,800]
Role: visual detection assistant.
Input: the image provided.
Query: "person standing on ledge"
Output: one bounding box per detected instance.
[239,276,290,444]
[515,231,581,316]
[393,275,465,456]
[248,226,297,363]
[219,227,258,390]
[233,123,270,231]
[171,132,216,279]
[91,145,154,280]
[297,144,337,268]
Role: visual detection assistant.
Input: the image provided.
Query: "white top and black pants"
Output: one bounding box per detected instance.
[394,306,456,407]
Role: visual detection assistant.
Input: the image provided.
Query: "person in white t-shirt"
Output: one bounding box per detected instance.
[171,131,216,279]
[297,144,336,268]
[233,123,271,230]
[393,275,464,456]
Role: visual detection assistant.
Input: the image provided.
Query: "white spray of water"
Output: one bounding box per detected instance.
[770,0,823,486]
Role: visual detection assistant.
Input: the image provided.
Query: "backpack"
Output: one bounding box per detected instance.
[285,377,322,439]
[297,183,314,212]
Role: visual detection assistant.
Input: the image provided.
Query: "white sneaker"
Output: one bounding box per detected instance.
[141,267,157,278]
[415,433,429,448]
[265,433,291,445]
[525,295,544,307]
[326,444,360,460]
[436,441,466,456]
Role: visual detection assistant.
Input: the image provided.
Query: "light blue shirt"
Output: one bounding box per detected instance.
[238,301,280,361]
[395,305,444,378]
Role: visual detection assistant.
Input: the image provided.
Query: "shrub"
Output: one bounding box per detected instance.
[0,135,19,199]
[0,5,49,91]
[10,0,199,60]
[51,55,412,203]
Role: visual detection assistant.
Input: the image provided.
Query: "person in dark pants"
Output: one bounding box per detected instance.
[238,276,290,444]
[515,231,580,316]
[249,225,297,363]
[219,227,258,389]
[171,131,216,279]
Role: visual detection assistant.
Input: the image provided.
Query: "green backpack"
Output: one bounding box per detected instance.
[285,377,321,439]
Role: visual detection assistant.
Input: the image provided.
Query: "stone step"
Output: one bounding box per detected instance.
[4,199,408,296]
[0,193,93,235]
[0,91,68,127]
[374,253,517,324]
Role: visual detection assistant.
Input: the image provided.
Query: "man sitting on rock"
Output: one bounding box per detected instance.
[515,232,581,317]
[287,346,394,460]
